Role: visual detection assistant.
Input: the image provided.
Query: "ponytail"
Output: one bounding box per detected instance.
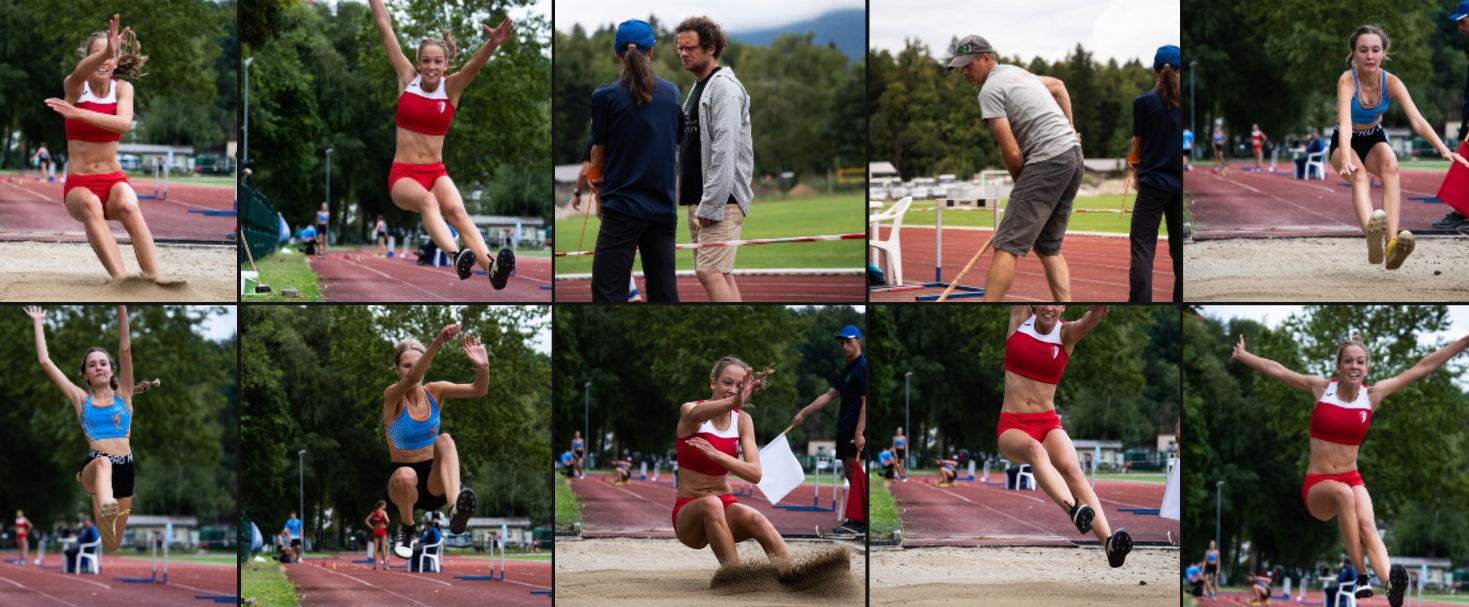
[620,44,655,106]
[1156,65,1179,111]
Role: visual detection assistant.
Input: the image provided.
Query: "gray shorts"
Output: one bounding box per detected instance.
[992,146,1084,257]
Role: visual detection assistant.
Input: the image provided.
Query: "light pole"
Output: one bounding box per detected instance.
[243,57,254,165]
[1189,60,1197,144]
[584,382,592,469]
[298,449,306,542]
[904,371,913,467]
[324,148,333,248]
[1216,480,1225,570]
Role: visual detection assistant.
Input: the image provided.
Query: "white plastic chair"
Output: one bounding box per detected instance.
[74,536,101,575]
[868,196,914,287]
[1017,464,1037,491]
[1335,580,1357,607]
[417,534,443,573]
[1305,149,1327,180]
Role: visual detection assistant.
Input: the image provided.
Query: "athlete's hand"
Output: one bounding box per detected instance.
[1232,335,1248,360]
[43,98,84,120]
[105,14,131,60]
[684,437,723,461]
[481,17,514,48]
[1088,305,1109,319]
[436,323,462,343]
[23,306,46,321]
[1446,151,1469,170]
[1338,157,1357,178]
[463,335,489,369]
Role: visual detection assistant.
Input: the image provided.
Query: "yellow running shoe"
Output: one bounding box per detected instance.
[97,497,119,550]
[1367,210,1387,264]
[1385,231,1415,270]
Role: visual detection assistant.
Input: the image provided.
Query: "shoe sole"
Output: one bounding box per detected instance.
[1073,504,1095,535]
[97,498,119,550]
[490,248,515,290]
[393,543,414,559]
[455,250,477,280]
[450,488,476,535]
[1385,232,1415,270]
[1107,529,1133,568]
[1367,211,1387,264]
[1388,564,1408,607]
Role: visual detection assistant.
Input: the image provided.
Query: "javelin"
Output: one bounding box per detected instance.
[554,233,864,257]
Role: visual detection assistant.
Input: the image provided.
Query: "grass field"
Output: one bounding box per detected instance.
[874,195,1164,235]
[870,472,901,542]
[242,246,324,302]
[242,561,299,607]
[555,474,580,532]
[118,553,237,565]
[554,194,865,275]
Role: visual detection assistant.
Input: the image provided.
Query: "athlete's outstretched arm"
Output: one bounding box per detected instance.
[1062,305,1108,346]
[680,376,762,431]
[369,0,416,85]
[1370,334,1469,402]
[116,305,134,403]
[685,411,763,483]
[25,307,86,407]
[1387,74,1469,169]
[429,335,490,400]
[1231,335,1328,394]
[1008,306,1030,334]
[384,324,459,414]
[63,14,127,100]
[447,18,513,99]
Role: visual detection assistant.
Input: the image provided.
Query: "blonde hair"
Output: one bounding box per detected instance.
[708,356,774,401]
[1336,335,1370,367]
[77,29,148,79]
[393,338,427,368]
[417,30,459,67]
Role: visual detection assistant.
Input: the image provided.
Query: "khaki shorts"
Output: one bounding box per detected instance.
[688,203,745,273]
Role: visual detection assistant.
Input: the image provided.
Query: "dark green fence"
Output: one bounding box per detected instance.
[240,180,281,265]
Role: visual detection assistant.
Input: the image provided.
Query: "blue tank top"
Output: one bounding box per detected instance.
[573,438,583,449]
[385,387,439,450]
[895,437,905,447]
[317,211,329,223]
[1350,68,1391,125]
[1207,551,1218,562]
[80,393,131,441]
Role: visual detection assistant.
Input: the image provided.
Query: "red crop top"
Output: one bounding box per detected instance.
[66,79,122,142]
[676,405,740,476]
[1310,379,1372,446]
[1004,314,1069,385]
[395,75,455,136]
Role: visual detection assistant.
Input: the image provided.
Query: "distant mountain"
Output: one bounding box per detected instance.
[729,8,865,63]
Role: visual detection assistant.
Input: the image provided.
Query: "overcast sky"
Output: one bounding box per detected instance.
[327,0,550,32]
[198,306,235,341]
[554,0,863,34]
[870,0,1180,66]
[1201,305,1469,351]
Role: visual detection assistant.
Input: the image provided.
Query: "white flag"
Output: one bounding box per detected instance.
[757,432,805,506]
[1160,457,1180,521]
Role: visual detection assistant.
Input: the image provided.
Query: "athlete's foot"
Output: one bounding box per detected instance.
[488,247,515,290]
[97,498,119,550]
[1355,573,1374,599]
[1068,501,1095,535]
[1385,231,1415,270]
[393,523,417,559]
[453,249,477,280]
[1367,209,1387,264]
[1388,564,1408,607]
[448,487,476,534]
[1104,529,1132,568]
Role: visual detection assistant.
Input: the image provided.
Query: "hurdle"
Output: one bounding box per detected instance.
[115,538,168,584]
[531,590,553,595]
[773,456,840,513]
[955,460,978,482]
[650,461,676,486]
[194,596,240,604]
[34,539,63,569]
[870,173,1011,299]
[453,537,504,581]
[352,541,376,564]
[135,162,170,201]
[978,461,1005,486]
[735,476,754,497]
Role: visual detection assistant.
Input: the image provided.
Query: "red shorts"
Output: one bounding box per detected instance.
[672,494,739,548]
[389,162,448,192]
[372,527,388,538]
[997,410,1065,443]
[1302,470,1364,508]
[63,172,130,220]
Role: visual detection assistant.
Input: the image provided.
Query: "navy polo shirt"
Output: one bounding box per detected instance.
[833,354,866,432]
[590,78,684,223]
[1132,90,1182,194]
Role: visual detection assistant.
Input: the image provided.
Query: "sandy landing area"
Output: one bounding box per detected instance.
[871,545,1180,607]
[1185,237,1469,301]
[555,537,866,607]
[0,241,236,302]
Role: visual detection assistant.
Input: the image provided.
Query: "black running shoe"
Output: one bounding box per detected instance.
[1105,529,1133,568]
[828,523,862,536]
[393,523,417,559]
[1069,502,1095,535]
[453,249,477,280]
[1355,573,1374,599]
[1433,211,1466,230]
[448,487,476,535]
[488,247,515,290]
[1388,564,1408,607]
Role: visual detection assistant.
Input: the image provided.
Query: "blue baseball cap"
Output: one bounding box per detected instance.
[837,325,861,340]
[615,20,655,56]
[1154,45,1180,71]
[1455,1,1469,20]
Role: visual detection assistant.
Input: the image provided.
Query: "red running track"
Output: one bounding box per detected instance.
[1197,590,1456,607]
[311,248,552,302]
[282,553,551,607]
[567,474,850,538]
[1187,163,1459,239]
[887,477,1179,548]
[870,226,1174,302]
[554,273,867,302]
[0,556,237,607]
[0,178,236,243]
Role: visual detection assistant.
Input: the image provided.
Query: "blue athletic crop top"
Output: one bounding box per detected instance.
[895,437,905,447]
[573,438,583,449]
[385,387,439,450]
[80,393,131,440]
[1350,68,1391,125]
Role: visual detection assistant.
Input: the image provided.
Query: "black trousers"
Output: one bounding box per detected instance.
[591,209,680,302]
[1128,184,1183,302]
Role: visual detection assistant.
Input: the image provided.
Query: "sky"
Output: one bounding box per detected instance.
[1201,305,1469,352]
[553,0,864,34]
[327,0,551,37]
[198,306,236,341]
[869,0,1180,66]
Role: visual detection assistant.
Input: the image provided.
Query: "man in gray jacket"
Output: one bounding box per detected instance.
[676,16,753,302]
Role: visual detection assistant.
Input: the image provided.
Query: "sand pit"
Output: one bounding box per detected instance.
[0,241,236,302]
[871,545,1180,606]
[1185,237,1469,301]
[555,537,866,606]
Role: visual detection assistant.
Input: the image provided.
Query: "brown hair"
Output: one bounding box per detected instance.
[375,500,386,510]
[1344,25,1391,70]
[708,356,774,401]
[1336,335,1370,367]
[77,30,148,79]
[418,30,459,67]
[1155,65,1179,111]
[393,338,427,369]
[620,43,655,106]
[675,16,728,60]
[78,347,159,393]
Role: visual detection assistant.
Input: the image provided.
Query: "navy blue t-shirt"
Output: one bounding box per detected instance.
[590,78,684,223]
[833,354,866,432]
[1132,90,1182,194]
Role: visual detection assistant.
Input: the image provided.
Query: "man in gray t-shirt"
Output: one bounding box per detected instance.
[949,35,1084,301]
